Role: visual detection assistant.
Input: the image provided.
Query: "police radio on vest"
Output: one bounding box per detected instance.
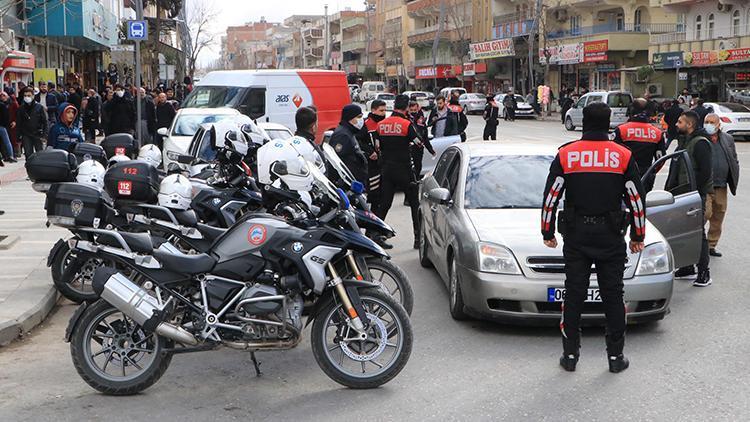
[567,149,621,169]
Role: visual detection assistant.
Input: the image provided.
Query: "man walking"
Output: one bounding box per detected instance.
[16,87,46,159]
[155,92,176,147]
[105,84,136,135]
[542,101,647,373]
[82,89,100,143]
[673,111,713,286]
[0,91,17,163]
[482,96,499,140]
[693,99,711,129]
[703,113,740,258]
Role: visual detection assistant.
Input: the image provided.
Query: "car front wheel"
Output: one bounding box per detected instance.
[448,255,468,320]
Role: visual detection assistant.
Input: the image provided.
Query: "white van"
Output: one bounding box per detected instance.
[439,87,467,100]
[362,81,386,101]
[182,69,351,140]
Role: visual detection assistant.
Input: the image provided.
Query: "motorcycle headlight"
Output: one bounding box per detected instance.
[635,242,672,276]
[478,243,521,275]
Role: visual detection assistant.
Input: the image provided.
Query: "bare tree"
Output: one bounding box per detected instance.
[445,0,471,85]
[186,0,219,79]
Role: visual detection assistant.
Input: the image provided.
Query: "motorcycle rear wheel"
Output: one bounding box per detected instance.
[70,300,172,395]
[311,288,412,389]
[364,258,414,316]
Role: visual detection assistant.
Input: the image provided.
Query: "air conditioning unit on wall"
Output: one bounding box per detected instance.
[647,83,663,96]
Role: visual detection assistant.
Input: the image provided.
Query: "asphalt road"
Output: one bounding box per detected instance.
[1,116,749,421]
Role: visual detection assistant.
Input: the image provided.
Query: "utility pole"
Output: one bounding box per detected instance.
[324,4,330,69]
[529,0,543,95]
[135,0,143,146]
[432,0,446,93]
[365,2,372,68]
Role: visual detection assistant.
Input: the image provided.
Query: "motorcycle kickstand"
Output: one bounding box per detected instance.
[250,351,262,377]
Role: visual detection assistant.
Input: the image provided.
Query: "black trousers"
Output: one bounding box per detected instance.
[376,162,420,239]
[698,196,709,272]
[366,159,381,215]
[410,147,424,180]
[561,224,627,357]
[483,123,497,140]
[21,136,44,160]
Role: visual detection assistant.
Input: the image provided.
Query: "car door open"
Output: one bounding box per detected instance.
[641,151,704,268]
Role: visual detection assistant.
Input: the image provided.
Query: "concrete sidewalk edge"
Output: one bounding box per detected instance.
[0,260,59,347]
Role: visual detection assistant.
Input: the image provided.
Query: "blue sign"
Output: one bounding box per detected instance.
[652,52,683,69]
[127,20,148,41]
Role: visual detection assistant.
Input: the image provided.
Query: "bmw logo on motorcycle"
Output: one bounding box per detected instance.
[292,241,304,253]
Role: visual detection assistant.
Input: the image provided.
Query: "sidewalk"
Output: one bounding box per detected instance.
[0,158,66,346]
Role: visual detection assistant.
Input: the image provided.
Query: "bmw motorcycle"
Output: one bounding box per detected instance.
[63,163,412,394]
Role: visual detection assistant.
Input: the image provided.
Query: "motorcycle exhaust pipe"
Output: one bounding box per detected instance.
[92,267,198,346]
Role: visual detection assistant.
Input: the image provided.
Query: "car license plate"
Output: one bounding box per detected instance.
[547,287,602,302]
[739,118,750,122]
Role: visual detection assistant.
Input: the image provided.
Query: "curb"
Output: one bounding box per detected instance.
[0,260,59,347]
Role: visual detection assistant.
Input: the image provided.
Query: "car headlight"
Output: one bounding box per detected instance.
[635,242,672,276]
[478,243,521,275]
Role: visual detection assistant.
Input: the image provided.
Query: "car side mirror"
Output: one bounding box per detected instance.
[166,150,195,165]
[427,187,452,206]
[157,127,168,136]
[645,190,675,207]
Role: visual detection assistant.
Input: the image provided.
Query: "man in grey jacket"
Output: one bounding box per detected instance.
[703,113,740,257]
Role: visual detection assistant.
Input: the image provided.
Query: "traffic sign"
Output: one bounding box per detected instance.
[678,72,688,81]
[675,60,683,67]
[127,20,148,41]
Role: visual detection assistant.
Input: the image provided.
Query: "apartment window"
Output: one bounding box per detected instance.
[732,10,741,36]
[570,15,581,35]
[695,15,702,39]
[634,8,642,31]
[708,13,714,38]
[676,13,686,32]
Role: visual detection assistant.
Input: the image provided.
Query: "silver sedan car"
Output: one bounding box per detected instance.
[418,143,704,325]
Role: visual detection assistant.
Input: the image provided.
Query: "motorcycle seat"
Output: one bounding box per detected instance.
[197,223,226,243]
[98,231,154,254]
[152,249,216,274]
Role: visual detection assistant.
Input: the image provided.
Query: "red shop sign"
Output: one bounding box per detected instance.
[416,65,456,80]
[583,40,608,63]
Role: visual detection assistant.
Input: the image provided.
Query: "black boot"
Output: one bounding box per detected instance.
[559,353,579,372]
[674,266,696,278]
[608,354,630,373]
[693,269,712,287]
[560,334,580,372]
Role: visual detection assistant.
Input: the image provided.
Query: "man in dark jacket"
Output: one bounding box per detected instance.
[693,99,711,129]
[673,111,713,286]
[483,96,500,140]
[0,91,16,162]
[408,100,435,178]
[449,97,469,142]
[703,113,740,258]
[17,87,46,159]
[67,85,82,114]
[560,89,574,124]
[137,87,156,145]
[663,99,683,147]
[503,91,517,121]
[45,82,60,124]
[358,100,387,216]
[428,95,457,138]
[82,89,100,142]
[329,104,368,185]
[105,84,136,135]
[155,92,176,147]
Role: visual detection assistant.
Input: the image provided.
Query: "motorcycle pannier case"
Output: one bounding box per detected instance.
[45,182,106,227]
[71,142,108,166]
[101,133,138,158]
[25,149,77,183]
[104,160,160,203]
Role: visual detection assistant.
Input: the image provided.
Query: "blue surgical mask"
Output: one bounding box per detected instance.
[704,123,717,135]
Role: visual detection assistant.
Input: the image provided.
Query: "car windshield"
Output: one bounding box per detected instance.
[183,86,243,108]
[378,94,395,100]
[607,93,632,108]
[265,129,292,140]
[471,94,486,100]
[716,102,750,113]
[172,113,238,137]
[464,155,555,209]
[410,92,427,99]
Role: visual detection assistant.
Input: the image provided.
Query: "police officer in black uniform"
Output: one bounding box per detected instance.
[541,102,647,373]
[329,104,368,185]
[376,94,423,249]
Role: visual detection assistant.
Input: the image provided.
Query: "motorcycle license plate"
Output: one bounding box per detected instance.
[547,287,601,303]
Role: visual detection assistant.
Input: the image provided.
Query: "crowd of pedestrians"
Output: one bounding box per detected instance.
[0,80,183,167]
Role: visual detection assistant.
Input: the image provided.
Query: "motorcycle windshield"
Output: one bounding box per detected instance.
[322,143,356,187]
[308,161,342,207]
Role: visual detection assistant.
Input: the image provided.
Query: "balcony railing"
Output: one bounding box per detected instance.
[341,17,366,31]
[303,28,323,39]
[304,47,323,58]
[414,57,453,67]
[650,24,750,44]
[547,23,678,40]
[342,39,367,52]
[494,12,532,26]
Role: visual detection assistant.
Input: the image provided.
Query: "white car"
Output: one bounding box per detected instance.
[565,91,633,131]
[159,107,242,167]
[366,93,395,112]
[258,122,293,140]
[403,91,433,110]
[703,102,750,140]
[440,87,467,100]
[494,93,536,119]
[458,93,487,114]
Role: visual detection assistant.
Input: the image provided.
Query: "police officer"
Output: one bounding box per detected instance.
[329,104,368,185]
[614,98,666,191]
[448,96,469,142]
[358,99,387,216]
[376,94,423,249]
[542,101,647,373]
[407,100,435,181]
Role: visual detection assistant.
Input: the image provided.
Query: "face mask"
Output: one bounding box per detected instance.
[704,123,718,135]
[23,96,33,104]
[115,90,124,98]
[353,117,364,130]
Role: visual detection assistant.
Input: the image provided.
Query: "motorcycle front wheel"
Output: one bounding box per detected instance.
[70,300,173,395]
[311,287,412,389]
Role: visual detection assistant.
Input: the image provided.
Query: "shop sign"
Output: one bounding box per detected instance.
[596,63,616,72]
[736,72,750,81]
[539,43,582,65]
[376,58,385,74]
[386,65,399,77]
[463,63,475,76]
[652,51,684,69]
[583,40,608,63]
[685,48,750,66]
[469,38,515,61]
[416,65,455,80]
[2,51,35,70]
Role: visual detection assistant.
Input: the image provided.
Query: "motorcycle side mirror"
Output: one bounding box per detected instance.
[351,180,365,194]
[167,150,195,165]
[166,162,182,174]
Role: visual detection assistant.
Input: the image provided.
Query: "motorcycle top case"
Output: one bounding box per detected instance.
[101,133,138,158]
[71,142,108,166]
[104,161,160,203]
[45,182,106,228]
[25,149,78,183]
